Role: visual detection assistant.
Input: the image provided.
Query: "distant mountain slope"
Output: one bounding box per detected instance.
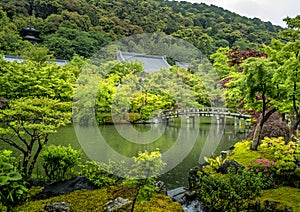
[0,0,282,59]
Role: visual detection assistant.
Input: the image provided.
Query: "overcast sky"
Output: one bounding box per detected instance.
[183,0,299,27]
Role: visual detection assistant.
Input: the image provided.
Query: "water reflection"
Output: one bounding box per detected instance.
[46,116,247,189]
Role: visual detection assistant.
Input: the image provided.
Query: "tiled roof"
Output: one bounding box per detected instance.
[116,51,170,73]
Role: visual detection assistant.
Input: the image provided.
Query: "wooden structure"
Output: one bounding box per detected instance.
[160,107,251,125]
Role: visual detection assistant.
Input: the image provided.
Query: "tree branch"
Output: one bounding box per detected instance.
[0,136,26,154]
[7,122,29,149]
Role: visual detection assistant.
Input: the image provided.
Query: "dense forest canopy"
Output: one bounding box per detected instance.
[0,0,283,60]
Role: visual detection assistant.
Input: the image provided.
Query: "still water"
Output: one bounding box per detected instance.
[46,116,247,189]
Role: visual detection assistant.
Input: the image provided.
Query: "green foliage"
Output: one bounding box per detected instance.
[44,27,111,60]
[258,137,300,185]
[226,140,264,165]
[204,153,223,171]
[258,186,300,211]
[195,167,264,211]
[0,57,75,101]
[0,55,74,178]
[0,0,281,58]
[0,150,28,210]
[245,158,277,189]
[228,138,300,188]
[41,145,82,182]
[127,149,166,211]
[0,97,72,178]
[265,17,300,137]
[80,160,128,188]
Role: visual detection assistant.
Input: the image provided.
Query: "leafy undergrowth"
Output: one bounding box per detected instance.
[13,185,183,212]
[225,138,300,211]
[257,186,300,211]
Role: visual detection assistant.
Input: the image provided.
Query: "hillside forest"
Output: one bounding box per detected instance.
[0,0,282,59]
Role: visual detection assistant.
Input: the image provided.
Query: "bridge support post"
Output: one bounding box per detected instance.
[220,116,225,125]
[190,116,195,126]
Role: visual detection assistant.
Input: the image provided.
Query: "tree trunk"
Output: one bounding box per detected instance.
[251,117,264,150]
[290,116,300,141]
[251,108,276,150]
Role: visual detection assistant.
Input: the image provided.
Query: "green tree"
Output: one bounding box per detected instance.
[129,149,166,212]
[267,16,300,139]
[0,58,75,101]
[0,97,71,178]
[0,55,75,178]
[225,57,279,150]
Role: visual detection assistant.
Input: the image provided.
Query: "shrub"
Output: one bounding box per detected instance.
[80,160,125,187]
[127,149,166,211]
[204,153,223,171]
[41,145,82,182]
[258,137,300,186]
[245,158,277,188]
[0,150,28,210]
[195,167,265,211]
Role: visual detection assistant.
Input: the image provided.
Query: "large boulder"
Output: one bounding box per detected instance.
[35,176,96,199]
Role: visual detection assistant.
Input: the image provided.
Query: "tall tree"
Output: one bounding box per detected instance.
[268,15,300,139]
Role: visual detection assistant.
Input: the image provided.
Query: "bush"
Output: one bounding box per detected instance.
[80,160,124,187]
[127,149,166,211]
[258,137,300,187]
[245,158,277,188]
[204,153,223,171]
[0,150,28,210]
[41,145,82,182]
[195,167,265,211]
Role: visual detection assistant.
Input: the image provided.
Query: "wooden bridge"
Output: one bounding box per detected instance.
[159,107,251,124]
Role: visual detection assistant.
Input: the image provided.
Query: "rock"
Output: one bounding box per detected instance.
[184,191,196,202]
[218,160,241,174]
[29,178,48,187]
[167,187,187,204]
[188,166,200,189]
[285,206,292,212]
[35,176,96,199]
[229,145,235,150]
[103,197,131,212]
[248,200,260,211]
[154,180,167,195]
[220,150,231,160]
[264,200,280,211]
[182,200,203,212]
[44,202,69,212]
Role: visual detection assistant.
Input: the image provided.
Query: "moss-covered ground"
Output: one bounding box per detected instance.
[14,185,183,212]
[258,186,300,211]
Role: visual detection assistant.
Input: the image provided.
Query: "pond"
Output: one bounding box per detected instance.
[46,116,248,189]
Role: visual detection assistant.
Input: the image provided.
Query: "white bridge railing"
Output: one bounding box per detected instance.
[160,107,251,120]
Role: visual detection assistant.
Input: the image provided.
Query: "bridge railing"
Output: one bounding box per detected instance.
[160,107,251,119]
